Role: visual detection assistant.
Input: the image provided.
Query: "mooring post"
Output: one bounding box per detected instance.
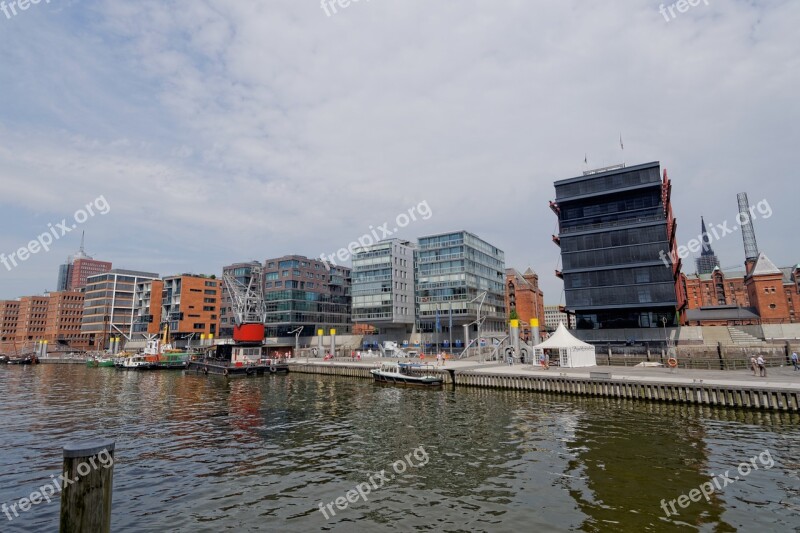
[60,439,115,533]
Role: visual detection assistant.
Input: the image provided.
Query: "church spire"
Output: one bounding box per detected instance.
[700,217,715,256]
[696,216,720,275]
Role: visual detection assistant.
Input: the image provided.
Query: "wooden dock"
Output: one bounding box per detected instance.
[287,360,800,412]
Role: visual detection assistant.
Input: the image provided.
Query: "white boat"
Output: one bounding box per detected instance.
[118,355,155,370]
[370,362,444,387]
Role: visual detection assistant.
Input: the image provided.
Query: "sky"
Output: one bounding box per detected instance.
[0,0,798,304]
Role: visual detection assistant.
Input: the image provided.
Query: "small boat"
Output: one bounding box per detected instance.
[86,356,115,367]
[118,354,157,370]
[7,354,38,365]
[370,362,444,387]
[0,355,9,364]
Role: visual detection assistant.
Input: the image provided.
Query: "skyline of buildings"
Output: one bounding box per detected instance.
[2,160,799,353]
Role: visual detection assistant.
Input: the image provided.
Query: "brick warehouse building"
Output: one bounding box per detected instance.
[683,256,800,325]
[504,268,545,341]
[0,292,89,354]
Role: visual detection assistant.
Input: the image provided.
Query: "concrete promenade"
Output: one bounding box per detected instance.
[288,358,800,411]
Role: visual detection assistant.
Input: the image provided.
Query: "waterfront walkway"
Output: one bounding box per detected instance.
[291,358,800,391]
[288,359,800,410]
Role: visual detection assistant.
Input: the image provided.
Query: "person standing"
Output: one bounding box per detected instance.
[436,352,442,367]
[757,354,766,377]
[750,355,757,376]
[792,351,799,371]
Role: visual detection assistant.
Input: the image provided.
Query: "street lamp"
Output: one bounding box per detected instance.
[469,291,487,360]
[289,326,303,362]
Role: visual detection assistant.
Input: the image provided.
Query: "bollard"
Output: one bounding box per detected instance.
[60,440,115,533]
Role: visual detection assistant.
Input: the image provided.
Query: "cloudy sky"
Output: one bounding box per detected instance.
[0,0,797,302]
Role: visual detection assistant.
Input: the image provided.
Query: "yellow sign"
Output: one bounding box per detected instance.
[318,329,324,336]
[509,319,519,328]
[530,318,539,327]
[330,329,336,336]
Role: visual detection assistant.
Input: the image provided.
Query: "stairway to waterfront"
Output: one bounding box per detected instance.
[727,326,766,345]
[702,327,733,345]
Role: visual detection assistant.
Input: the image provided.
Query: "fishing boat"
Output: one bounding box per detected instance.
[140,339,189,370]
[370,362,444,387]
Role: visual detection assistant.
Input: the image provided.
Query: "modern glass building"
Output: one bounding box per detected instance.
[415,231,506,345]
[553,162,683,329]
[262,255,352,338]
[351,239,415,336]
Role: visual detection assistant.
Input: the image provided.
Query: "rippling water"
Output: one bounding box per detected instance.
[1,365,798,532]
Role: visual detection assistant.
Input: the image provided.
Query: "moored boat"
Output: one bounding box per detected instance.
[7,354,38,365]
[188,344,277,377]
[370,362,444,387]
[86,355,115,367]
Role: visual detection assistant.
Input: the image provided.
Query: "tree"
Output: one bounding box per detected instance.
[509,309,519,321]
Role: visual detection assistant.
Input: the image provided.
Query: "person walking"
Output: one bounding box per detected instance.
[539,352,549,370]
[436,352,442,367]
[757,354,766,377]
[750,355,757,376]
[791,351,799,371]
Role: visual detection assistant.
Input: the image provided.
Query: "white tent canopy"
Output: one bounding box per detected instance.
[534,323,597,368]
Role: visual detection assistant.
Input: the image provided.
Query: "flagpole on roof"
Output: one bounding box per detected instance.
[619,133,625,166]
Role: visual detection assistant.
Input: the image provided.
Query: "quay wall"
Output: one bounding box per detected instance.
[287,362,800,412]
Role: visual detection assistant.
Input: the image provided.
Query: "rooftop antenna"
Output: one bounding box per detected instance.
[619,133,625,166]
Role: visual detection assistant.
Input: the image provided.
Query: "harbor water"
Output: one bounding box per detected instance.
[1,365,798,532]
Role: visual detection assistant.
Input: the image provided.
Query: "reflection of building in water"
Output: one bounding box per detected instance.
[562,399,730,529]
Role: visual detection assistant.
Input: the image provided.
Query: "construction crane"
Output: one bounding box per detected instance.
[223,265,267,343]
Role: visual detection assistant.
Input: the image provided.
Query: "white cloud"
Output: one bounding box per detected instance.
[0,0,798,300]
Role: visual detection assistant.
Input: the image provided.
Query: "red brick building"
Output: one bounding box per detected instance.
[56,235,112,292]
[44,292,90,350]
[133,275,221,340]
[682,253,799,325]
[0,292,89,354]
[68,258,113,291]
[505,268,545,341]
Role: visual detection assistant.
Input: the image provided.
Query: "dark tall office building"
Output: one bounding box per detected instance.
[695,216,721,275]
[552,162,685,329]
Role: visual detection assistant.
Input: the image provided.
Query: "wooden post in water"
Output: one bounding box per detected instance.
[60,440,115,533]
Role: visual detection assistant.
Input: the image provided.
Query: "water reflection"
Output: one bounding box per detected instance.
[0,366,798,532]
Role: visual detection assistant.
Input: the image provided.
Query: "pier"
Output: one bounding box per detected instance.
[288,359,800,412]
